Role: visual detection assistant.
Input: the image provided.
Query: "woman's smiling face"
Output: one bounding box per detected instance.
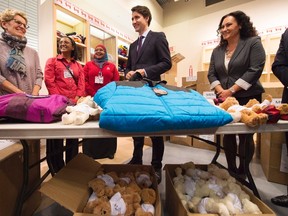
[59,37,74,54]
[219,15,241,41]
[2,15,28,39]
[94,47,106,59]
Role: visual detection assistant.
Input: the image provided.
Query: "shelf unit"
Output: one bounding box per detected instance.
[117,38,130,80]
[260,34,281,83]
[55,6,88,65]
[54,6,130,79]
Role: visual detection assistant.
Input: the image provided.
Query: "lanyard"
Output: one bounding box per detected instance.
[61,61,78,84]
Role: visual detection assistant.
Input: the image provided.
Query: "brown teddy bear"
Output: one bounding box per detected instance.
[135,170,153,189]
[118,172,136,187]
[122,192,142,216]
[140,188,157,205]
[88,178,106,197]
[219,96,269,127]
[91,198,111,216]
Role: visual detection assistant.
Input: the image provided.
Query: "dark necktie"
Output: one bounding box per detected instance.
[137,36,144,55]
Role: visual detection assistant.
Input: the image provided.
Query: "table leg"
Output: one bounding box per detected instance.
[15,139,29,216]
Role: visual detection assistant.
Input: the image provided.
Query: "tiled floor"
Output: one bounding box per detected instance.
[34,137,287,216]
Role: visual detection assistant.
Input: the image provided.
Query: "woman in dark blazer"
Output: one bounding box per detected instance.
[208,11,265,177]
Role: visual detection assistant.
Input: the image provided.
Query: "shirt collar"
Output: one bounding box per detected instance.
[140,29,150,38]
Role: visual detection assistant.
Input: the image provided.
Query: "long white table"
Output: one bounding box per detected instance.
[1,119,288,138]
[1,119,288,215]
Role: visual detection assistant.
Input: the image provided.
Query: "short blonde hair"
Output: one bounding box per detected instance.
[0,9,27,30]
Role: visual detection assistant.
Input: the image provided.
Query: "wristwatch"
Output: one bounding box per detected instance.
[229,86,236,94]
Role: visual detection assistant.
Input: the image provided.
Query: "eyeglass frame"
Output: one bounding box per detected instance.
[12,19,29,29]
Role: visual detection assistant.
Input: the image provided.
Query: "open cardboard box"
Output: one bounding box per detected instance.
[40,153,161,215]
[165,164,276,216]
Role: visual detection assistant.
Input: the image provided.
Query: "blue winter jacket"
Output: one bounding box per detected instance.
[94,80,233,133]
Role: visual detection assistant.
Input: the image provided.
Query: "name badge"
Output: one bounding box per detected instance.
[95,75,104,84]
[64,69,73,78]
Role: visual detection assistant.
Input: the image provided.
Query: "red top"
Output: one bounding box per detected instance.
[44,55,85,103]
[83,61,119,96]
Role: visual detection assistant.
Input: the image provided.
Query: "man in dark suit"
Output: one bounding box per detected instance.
[271,28,288,208]
[125,5,172,183]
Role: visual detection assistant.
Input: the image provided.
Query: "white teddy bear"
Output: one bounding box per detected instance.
[62,96,102,125]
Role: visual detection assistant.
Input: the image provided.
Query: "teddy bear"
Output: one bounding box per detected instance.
[218,96,269,127]
[140,188,157,205]
[90,192,127,216]
[88,177,107,197]
[122,192,142,216]
[135,170,153,189]
[135,204,155,216]
[174,162,263,216]
[91,198,111,216]
[61,95,101,125]
[118,172,136,187]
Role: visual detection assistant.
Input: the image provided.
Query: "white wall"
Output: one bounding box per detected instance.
[59,0,164,39]
[39,0,288,89]
[163,0,288,85]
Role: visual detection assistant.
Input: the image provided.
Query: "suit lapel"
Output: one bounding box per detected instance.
[229,39,245,64]
[136,31,152,61]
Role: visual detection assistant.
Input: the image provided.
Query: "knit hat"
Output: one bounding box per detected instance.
[95,44,106,52]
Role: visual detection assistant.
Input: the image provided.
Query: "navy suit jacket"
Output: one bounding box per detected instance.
[125,31,172,81]
[272,29,288,103]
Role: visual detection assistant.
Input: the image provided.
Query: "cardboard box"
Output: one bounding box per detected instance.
[144,136,152,146]
[165,164,276,216]
[144,136,168,147]
[197,71,209,84]
[0,140,41,216]
[260,132,288,185]
[170,135,192,147]
[262,82,284,98]
[196,83,211,95]
[192,135,222,152]
[40,153,161,216]
[182,77,197,90]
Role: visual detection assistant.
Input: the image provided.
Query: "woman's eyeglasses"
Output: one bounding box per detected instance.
[13,19,29,29]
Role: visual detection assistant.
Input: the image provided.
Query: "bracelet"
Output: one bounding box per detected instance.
[229,87,236,94]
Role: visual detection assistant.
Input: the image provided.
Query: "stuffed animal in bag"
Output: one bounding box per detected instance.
[62,96,101,125]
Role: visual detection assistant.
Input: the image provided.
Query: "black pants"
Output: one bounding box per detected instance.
[46,138,79,174]
[132,136,164,170]
[223,94,261,174]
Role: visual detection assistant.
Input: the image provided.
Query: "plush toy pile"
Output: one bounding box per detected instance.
[173,162,262,216]
[61,96,102,125]
[118,45,128,57]
[83,167,157,216]
[215,94,288,127]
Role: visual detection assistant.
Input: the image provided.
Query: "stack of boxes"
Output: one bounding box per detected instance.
[0,140,41,216]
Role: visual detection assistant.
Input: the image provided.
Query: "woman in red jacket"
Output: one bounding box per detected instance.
[44,36,85,174]
[84,44,119,96]
[82,44,119,159]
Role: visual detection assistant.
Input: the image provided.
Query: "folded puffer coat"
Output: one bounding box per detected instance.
[94,80,233,133]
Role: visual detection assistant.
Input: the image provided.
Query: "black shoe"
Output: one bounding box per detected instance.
[127,158,143,165]
[155,169,162,184]
[108,154,115,159]
[271,195,288,208]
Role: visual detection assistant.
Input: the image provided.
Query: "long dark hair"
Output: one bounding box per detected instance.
[217,10,257,47]
[57,36,78,60]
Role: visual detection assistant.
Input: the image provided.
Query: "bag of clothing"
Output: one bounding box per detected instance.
[0,93,72,123]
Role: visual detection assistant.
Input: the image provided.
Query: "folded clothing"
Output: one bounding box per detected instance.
[94,80,233,133]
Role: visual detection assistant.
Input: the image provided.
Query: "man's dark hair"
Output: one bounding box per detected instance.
[131,5,152,26]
